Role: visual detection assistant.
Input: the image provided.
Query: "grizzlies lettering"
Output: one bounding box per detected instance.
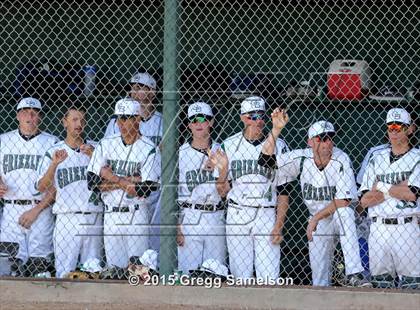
[107,159,141,177]
[3,154,42,174]
[57,166,87,189]
[186,169,216,192]
[376,171,411,185]
[303,183,337,201]
[231,159,273,180]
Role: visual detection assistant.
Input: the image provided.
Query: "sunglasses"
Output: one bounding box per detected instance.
[189,115,211,124]
[387,123,408,133]
[117,115,137,120]
[246,112,265,121]
[313,132,335,142]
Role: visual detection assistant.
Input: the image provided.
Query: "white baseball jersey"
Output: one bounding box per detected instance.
[178,142,221,205]
[36,140,102,214]
[357,144,390,185]
[104,111,163,146]
[277,147,358,216]
[360,146,420,218]
[0,130,58,200]
[87,134,161,207]
[215,132,288,206]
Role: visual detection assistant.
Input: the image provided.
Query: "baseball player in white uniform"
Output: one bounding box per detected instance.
[360,108,419,289]
[35,106,103,278]
[177,102,226,274]
[210,96,288,280]
[104,72,162,253]
[0,97,58,276]
[88,98,161,269]
[260,109,368,287]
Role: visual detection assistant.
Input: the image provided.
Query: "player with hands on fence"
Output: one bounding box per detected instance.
[0,97,59,277]
[211,96,289,280]
[176,101,227,275]
[87,98,161,272]
[359,108,420,289]
[259,109,370,287]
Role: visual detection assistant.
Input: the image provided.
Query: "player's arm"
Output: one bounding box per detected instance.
[359,157,384,208]
[18,187,56,229]
[261,108,289,157]
[271,183,292,245]
[37,149,68,192]
[209,149,231,198]
[374,180,418,202]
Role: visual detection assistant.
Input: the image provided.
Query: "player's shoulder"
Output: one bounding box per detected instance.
[285,148,313,160]
[179,142,191,152]
[44,140,66,155]
[223,132,242,144]
[0,129,18,138]
[275,137,289,152]
[331,147,354,165]
[100,133,121,144]
[139,135,157,149]
[39,131,59,141]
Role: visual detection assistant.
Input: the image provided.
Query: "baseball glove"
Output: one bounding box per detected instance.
[66,271,100,280]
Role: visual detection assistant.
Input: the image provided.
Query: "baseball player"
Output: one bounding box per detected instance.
[259,109,368,287]
[35,106,103,278]
[0,97,58,276]
[177,102,226,274]
[87,97,161,269]
[360,108,419,289]
[210,96,288,280]
[104,71,162,253]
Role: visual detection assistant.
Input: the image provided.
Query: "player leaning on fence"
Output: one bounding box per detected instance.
[35,105,103,278]
[209,96,288,280]
[87,98,161,269]
[0,97,58,277]
[258,109,370,287]
[359,108,420,289]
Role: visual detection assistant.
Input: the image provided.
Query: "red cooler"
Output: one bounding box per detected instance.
[327,60,371,100]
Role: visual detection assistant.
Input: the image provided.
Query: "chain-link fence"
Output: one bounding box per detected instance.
[0,0,419,289]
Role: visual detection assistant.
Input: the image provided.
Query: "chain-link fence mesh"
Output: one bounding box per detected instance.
[0,0,419,289]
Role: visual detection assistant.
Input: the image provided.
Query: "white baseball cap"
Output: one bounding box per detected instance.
[130,72,157,90]
[240,96,266,114]
[187,101,213,119]
[199,259,228,277]
[308,120,335,139]
[140,249,158,271]
[16,97,42,111]
[114,98,141,116]
[386,108,411,125]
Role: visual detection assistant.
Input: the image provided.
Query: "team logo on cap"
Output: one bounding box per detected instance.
[323,122,334,131]
[251,101,263,110]
[117,102,126,113]
[391,110,401,120]
[192,105,202,113]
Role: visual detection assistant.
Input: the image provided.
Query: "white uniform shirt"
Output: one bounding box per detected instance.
[215,132,288,207]
[104,111,163,146]
[356,144,390,185]
[36,140,102,214]
[87,134,161,207]
[360,146,420,218]
[178,142,221,205]
[277,147,358,216]
[0,130,58,200]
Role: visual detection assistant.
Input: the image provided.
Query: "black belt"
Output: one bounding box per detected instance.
[228,199,275,209]
[180,202,224,212]
[372,216,414,225]
[74,211,92,215]
[106,205,141,212]
[4,199,41,205]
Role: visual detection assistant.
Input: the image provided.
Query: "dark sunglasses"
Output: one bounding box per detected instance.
[189,115,212,124]
[246,112,265,121]
[117,115,137,120]
[387,123,408,133]
[314,132,335,142]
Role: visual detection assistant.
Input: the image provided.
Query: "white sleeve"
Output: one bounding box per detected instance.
[104,118,119,138]
[276,150,303,186]
[36,149,53,182]
[335,155,358,200]
[141,147,161,183]
[87,141,107,176]
[359,156,377,193]
[408,162,420,188]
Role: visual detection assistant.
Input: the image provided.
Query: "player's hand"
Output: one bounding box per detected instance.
[360,191,385,208]
[123,182,137,197]
[100,166,116,182]
[306,217,319,241]
[18,207,42,229]
[0,183,8,198]
[123,175,142,183]
[271,108,289,131]
[270,225,283,245]
[80,144,94,157]
[176,229,185,247]
[208,149,228,172]
[52,149,68,165]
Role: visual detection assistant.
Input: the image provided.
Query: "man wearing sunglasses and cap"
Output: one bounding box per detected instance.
[176,101,226,275]
[259,109,369,287]
[360,108,419,289]
[0,97,59,276]
[209,96,288,280]
[87,98,161,271]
